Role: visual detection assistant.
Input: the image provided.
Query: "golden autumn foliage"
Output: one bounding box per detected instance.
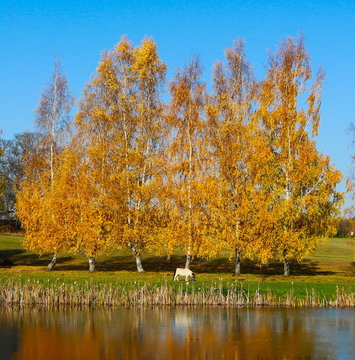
[15,61,74,270]
[165,58,215,268]
[15,35,344,275]
[72,37,167,271]
[258,36,343,275]
[47,145,111,270]
[206,40,276,274]
[31,62,74,259]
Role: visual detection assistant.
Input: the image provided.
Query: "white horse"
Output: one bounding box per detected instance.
[173,268,196,281]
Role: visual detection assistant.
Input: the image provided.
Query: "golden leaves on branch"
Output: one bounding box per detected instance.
[15,35,343,275]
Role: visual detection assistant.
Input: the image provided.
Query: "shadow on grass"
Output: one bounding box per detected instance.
[0,249,25,259]
[248,260,335,276]
[51,255,336,276]
[0,248,74,267]
[189,257,335,276]
[55,255,184,272]
[0,249,23,267]
[14,254,74,267]
[0,248,337,276]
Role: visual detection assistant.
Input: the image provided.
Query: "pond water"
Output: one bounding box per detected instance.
[0,307,354,359]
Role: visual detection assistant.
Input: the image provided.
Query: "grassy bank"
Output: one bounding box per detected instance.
[0,235,353,307]
[0,278,353,307]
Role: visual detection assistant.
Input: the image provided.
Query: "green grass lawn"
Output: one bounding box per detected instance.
[0,234,353,301]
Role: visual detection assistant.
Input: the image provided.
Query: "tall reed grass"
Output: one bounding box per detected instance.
[0,279,353,307]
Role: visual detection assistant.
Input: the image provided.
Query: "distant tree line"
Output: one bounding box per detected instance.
[0,132,41,230]
[335,217,354,238]
[1,35,344,276]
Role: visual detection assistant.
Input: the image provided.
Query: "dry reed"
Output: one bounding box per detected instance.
[0,279,353,308]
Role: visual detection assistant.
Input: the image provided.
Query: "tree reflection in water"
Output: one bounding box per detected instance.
[0,307,353,359]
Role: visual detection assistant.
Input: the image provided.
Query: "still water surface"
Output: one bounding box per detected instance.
[0,307,354,359]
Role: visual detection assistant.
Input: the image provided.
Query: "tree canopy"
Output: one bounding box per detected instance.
[14,35,343,275]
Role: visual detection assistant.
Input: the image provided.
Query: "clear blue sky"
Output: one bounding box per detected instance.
[0,0,354,208]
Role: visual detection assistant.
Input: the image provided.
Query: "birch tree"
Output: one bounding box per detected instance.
[16,61,73,270]
[74,40,133,271]
[48,144,105,272]
[75,37,166,272]
[167,58,212,269]
[258,36,343,275]
[35,60,73,182]
[124,38,167,271]
[206,40,274,274]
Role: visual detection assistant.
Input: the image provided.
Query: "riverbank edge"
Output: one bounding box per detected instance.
[0,280,354,308]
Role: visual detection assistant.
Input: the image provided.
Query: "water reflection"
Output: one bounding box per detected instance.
[0,307,353,359]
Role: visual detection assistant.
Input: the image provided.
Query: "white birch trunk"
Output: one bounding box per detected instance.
[128,243,145,272]
[135,253,144,273]
[185,250,192,270]
[235,248,241,275]
[84,253,95,272]
[46,252,57,271]
[283,258,290,277]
